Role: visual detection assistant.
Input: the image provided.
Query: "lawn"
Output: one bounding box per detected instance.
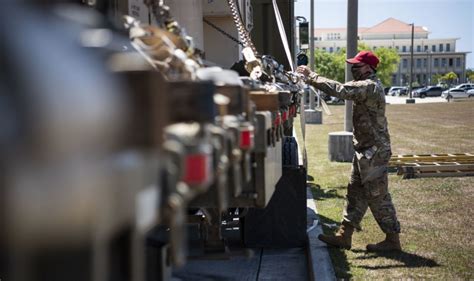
[301,100,474,279]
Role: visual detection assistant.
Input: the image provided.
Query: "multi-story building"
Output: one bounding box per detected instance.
[314,18,469,85]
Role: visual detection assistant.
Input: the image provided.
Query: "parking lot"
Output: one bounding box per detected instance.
[385,95,447,104]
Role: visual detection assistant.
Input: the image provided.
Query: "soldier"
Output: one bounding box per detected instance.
[296,50,401,252]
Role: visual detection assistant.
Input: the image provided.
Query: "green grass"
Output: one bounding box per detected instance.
[298,101,474,279]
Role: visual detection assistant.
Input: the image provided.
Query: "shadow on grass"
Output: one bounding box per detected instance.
[352,249,440,269]
[317,213,352,279]
[308,182,345,200]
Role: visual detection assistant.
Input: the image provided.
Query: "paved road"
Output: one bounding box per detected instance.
[385,96,447,104]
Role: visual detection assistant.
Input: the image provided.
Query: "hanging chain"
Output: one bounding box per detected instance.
[227,0,258,56]
[203,18,244,47]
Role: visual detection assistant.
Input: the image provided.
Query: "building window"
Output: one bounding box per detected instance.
[447,43,451,52]
[336,47,340,52]
[416,59,421,68]
[402,59,408,68]
[424,45,428,51]
[441,58,446,66]
[432,45,436,52]
[439,44,444,52]
[322,47,326,52]
[392,74,397,85]
[417,45,421,52]
[423,58,427,68]
[456,58,461,67]
[396,46,400,51]
[373,46,377,50]
[402,46,407,52]
[449,58,453,67]
[434,58,439,67]
[329,47,334,53]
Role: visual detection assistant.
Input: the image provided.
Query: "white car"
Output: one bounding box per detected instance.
[387,87,404,96]
[453,83,474,91]
[441,88,473,101]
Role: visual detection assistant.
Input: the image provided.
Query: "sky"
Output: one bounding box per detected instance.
[294,0,474,68]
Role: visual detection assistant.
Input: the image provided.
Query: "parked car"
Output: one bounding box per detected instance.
[413,86,443,98]
[387,86,404,96]
[441,88,471,101]
[467,89,474,97]
[393,87,408,96]
[409,86,425,96]
[453,83,474,91]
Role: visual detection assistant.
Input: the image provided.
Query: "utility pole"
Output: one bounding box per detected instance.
[345,0,358,132]
[407,23,415,103]
[310,0,314,71]
[328,0,357,163]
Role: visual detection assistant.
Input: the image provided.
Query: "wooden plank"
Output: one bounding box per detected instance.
[258,248,309,281]
[172,249,261,281]
[403,171,474,179]
[400,164,474,172]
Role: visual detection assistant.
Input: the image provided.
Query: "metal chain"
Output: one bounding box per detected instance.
[227,0,258,55]
[203,18,244,47]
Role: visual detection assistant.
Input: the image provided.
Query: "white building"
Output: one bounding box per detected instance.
[314,18,469,85]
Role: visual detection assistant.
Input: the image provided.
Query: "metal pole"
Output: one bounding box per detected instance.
[409,23,414,98]
[310,0,315,71]
[345,0,358,132]
[428,51,432,85]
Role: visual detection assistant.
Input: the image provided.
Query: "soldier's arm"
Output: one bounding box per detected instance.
[306,74,375,102]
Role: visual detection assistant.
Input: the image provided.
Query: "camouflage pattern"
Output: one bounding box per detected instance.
[308,74,401,234]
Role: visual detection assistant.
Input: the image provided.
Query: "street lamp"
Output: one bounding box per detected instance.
[296,16,308,51]
[426,50,432,85]
[407,23,415,103]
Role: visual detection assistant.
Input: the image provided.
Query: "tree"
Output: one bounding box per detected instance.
[314,49,345,82]
[442,72,458,86]
[373,48,400,87]
[312,43,400,86]
[466,69,474,83]
[432,73,443,85]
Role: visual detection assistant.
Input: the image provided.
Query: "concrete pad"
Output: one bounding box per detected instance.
[305,109,323,124]
[328,131,354,162]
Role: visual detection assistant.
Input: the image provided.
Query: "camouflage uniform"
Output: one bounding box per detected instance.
[308,73,401,234]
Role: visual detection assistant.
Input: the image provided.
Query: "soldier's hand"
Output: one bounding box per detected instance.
[296,65,312,78]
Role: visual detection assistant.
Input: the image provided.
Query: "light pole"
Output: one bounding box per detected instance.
[426,50,432,85]
[327,0,357,163]
[407,23,415,103]
[295,16,308,56]
[345,0,358,131]
[310,0,315,71]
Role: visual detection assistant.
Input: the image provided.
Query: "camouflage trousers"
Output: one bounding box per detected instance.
[343,150,401,234]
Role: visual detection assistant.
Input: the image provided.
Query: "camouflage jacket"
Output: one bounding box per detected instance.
[308,74,391,158]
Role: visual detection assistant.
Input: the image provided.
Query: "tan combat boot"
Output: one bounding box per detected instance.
[366,233,401,252]
[318,221,354,250]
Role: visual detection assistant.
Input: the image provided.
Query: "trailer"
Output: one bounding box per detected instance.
[0,1,334,280]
